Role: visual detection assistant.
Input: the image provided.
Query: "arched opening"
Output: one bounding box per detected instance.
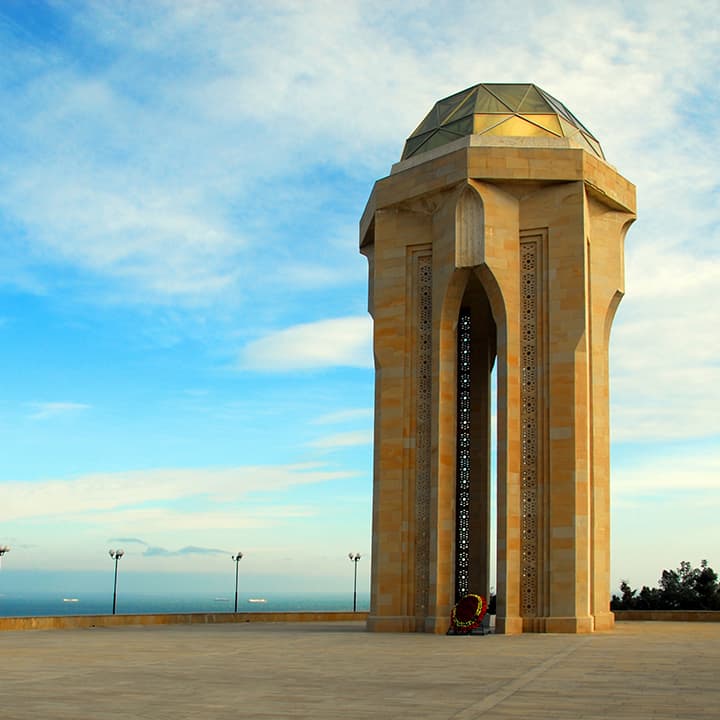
[454,273,497,604]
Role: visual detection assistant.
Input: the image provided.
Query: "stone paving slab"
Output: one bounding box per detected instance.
[1,622,719,719]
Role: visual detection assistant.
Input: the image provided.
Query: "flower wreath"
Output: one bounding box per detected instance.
[449,593,488,634]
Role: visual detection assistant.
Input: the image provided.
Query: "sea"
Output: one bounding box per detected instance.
[0,591,370,618]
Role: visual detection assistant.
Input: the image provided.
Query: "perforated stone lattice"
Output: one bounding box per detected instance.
[414,254,432,616]
[520,240,538,617]
[455,307,472,601]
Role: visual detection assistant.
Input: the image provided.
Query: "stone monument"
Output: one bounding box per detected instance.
[359,83,635,634]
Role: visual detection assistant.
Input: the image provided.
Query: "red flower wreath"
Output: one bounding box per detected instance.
[449,593,488,634]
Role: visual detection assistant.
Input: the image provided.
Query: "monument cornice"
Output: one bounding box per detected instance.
[360,143,635,247]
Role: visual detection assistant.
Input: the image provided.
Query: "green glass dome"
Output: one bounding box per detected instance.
[402,83,604,161]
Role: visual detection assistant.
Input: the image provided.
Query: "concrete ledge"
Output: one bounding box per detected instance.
[0,610,369,632]
[615,610,720,622]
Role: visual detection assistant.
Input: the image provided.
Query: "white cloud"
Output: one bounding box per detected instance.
[27,402,91,420]
[610,248,720,442]
[2,163,244,303]
[0,463,355,523]
[307,430,373,450]
[88,506,316,533]
[312,408,373,425]
[613,451,720,497]
[1,1,717,312]
[239,316,373,371]
[0,2,411,306]
[272,260,366,291]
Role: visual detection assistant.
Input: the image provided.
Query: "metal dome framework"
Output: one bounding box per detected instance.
[401,83,604,161]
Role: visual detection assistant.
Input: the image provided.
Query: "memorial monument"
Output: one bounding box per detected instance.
[359,83,636,634]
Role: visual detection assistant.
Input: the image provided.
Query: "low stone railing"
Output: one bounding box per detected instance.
[614,610,720,622]
[0,610,369,632]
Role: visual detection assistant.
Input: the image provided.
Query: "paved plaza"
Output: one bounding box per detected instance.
[2,621,718,719]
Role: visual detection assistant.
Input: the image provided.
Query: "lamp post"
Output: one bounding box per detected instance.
[348,552,361,612]
[0,546,10,570]
[232,552,243,613]
[108,549,124,615]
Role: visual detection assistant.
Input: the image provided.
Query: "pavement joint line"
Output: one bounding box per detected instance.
[450,636,593,719]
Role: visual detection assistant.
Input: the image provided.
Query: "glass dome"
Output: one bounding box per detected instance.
[402,83,604,161]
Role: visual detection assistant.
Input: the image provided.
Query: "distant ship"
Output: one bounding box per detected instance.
[63,598,79,603]
[214,597,229,602]
[248,598,267,604]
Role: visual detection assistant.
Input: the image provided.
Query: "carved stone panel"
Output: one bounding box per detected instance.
[414,253,432,616]
[519,239,539,617]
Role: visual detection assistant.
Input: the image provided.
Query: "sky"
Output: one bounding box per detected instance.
[0,0,718,599]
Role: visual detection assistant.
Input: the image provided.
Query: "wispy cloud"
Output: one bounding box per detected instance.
[143,544,228,558]
[613,451,720,497]
[93,506,315,533]
[312,408,373,425]
[1,3,717,326]
[610,248,720,443]
[27,402,91,420]
[307,430,373,450]
[0,2,400,307]
[239,316,373,371]
[1,464,355,523]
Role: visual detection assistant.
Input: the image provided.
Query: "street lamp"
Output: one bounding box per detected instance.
[348,552,361,612]
[232,552,243,613]
[0,546,10,570]
[108,549,124,615]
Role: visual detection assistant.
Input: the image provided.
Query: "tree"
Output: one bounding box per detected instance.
[610,560,720,611]
[695,561,719,608]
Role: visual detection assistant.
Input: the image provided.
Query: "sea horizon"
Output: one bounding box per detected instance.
[0,589,371,618]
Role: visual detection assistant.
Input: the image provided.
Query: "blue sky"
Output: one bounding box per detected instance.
[0,0,718,597]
